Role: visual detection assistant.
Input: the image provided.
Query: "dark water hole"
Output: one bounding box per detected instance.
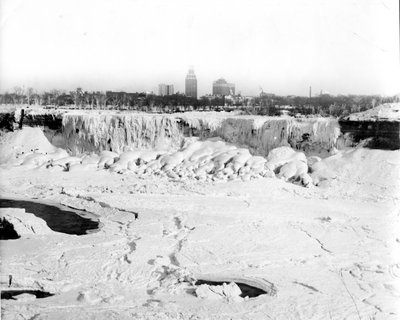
[1,290,54,300]
[0,198,99,235]
[0,217,20,240]
[194,280,267,298]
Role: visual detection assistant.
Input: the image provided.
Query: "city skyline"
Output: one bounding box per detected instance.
[0,0,399,97]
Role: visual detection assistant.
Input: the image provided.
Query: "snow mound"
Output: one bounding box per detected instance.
[311,147,400,198]
[0,127,57,164]
[104,140,315,186]
[344,103,400,122]
[266,146,307,170]
[108,138,273,182]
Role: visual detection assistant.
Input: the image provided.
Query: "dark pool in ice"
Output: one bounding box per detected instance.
[0,217,20,240]
[0,198,99,236]
[1,290,54,300]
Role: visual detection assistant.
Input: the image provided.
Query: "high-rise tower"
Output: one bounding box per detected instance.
[185,67,197,99]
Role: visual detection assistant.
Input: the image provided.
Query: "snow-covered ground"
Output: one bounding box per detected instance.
[0,112,399,319]
[344,103,400,122]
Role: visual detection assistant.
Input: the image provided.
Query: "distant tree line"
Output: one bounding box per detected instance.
[252,94,399,117]
[0,86,398,117]
[0,87,201,112]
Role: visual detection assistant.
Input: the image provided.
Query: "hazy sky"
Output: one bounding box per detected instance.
[0,0,399,96]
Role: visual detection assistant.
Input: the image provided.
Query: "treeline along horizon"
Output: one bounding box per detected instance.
[0,87,398,118]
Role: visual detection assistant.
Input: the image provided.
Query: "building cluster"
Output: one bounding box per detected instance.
[158,84,174,96]
[212,78,235,96]
[157,67,238,104]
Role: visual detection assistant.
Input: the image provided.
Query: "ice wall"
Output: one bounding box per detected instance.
[11,108,341,157]
[61,112,340,156]
[62,113,184,154]
[180,115,340,158]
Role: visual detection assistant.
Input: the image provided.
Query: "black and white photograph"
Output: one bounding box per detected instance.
[0,0,399,319]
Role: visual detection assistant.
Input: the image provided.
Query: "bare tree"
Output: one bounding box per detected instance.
[32,90,42,105]
[26,87,34,105]
[49,89,61,105]
[13,86,25,104]
[83,91,92,109]
[70,88,84,107]
[94,91,106,109]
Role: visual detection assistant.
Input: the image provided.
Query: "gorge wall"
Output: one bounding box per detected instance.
[339,103,400,150]
[339,120,400,150]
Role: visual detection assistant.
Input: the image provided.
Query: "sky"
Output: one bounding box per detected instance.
[0,0,399,97]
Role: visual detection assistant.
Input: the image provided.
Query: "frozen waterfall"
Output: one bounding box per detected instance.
[17,109,341,157]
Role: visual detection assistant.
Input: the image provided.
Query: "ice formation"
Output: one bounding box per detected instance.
[62,112,184,154]
[16,109,340,157]
[181,114,340,158]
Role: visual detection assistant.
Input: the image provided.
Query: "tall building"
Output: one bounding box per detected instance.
[185,67,197,99]
[212,78,235,96]
[158,84,174,96]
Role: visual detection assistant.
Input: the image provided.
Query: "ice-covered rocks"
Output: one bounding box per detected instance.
[196,282,243,302]
[1,127,333,187]
[0,208,53,236]
[21,153,51,167]
[265,146,307,171]
[307,155,322,167]
[277,160,308,181]
[265,146,312,186]
[88,138,276,182]
[147,138,273,182]
[51,156,82,169]
[81,153,100,165]
[13,293,37,302]
[98,151,119,169]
